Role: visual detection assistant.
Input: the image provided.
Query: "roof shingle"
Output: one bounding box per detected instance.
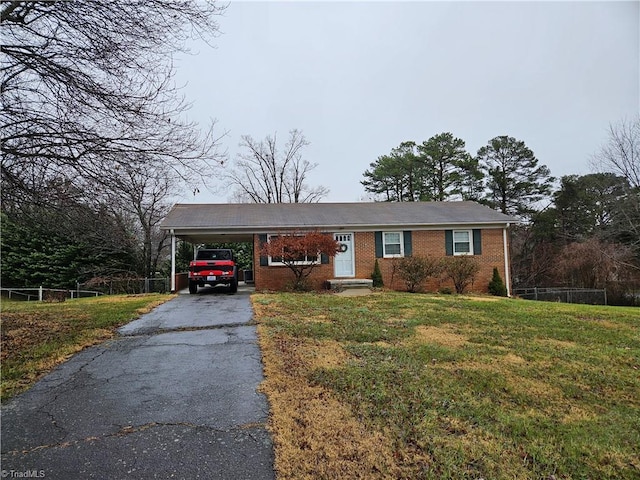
[161,201,516,232]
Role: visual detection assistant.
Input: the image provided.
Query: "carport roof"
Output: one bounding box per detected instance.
[161,201,516,243]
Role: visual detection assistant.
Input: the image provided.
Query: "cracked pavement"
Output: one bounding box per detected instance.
[1,286,275,479]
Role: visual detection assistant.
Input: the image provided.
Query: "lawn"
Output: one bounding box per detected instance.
[253,292,640,480]
[0,294,174,401]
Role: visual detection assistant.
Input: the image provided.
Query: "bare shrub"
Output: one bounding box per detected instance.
[396,255,441,293]
[43,290,67,303]
[440,256,481,294]
[552,238,637,289]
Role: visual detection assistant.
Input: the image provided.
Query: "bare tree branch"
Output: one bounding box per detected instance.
[228,129,328,203]
[1,1,227,209]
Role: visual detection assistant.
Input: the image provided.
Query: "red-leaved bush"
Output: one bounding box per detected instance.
[260,231,340,291]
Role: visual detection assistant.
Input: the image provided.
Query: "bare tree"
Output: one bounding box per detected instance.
[228,130,329,203]
[103,160,178,278]
[591,117,640,254]
[593,117,640,189]
[1,1,226,209]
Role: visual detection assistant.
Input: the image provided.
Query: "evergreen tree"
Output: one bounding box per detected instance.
[371,259,384,288]
[488,267,507,297]
[477,136,555,218]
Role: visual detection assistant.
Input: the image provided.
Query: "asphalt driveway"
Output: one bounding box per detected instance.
[1,286,275,479]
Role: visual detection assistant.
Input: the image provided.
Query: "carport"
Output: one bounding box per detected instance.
[160,202,355,292]
[160,203,314,292]
[162,227,253,292]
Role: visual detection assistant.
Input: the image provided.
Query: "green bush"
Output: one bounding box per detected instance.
[488,267,508,296]
[371,259,384,288]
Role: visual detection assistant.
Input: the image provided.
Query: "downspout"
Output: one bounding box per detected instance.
[503,224,511,297]
[171,230,176,293]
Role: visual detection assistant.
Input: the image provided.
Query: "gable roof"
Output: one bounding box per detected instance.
[161,202,516,243]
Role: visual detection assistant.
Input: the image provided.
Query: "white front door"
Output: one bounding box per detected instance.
[334,233,355,277]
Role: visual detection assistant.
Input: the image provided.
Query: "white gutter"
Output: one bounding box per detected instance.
[503,224,511,297]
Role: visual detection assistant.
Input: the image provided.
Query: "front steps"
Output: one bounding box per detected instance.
[327,278,373,290]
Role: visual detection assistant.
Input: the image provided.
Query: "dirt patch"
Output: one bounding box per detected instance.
[537,338,577,350]
[502,353,527,364]
[413,325,468,348]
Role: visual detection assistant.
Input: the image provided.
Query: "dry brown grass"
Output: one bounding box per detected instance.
[412,324,469,348]
[257,328,402,479]
[255,298,406,479]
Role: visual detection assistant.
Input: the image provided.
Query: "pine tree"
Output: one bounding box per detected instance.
[488,267,508,297]
[371,259,384,288]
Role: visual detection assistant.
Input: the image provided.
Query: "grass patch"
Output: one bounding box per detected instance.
[1,294,174,401]
[254,291,640,479]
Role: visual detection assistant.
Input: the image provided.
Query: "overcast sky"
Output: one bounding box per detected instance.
[174,1,639,203]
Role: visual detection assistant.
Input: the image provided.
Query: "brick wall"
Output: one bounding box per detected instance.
[252,235,334,291]
[253,229,509,293]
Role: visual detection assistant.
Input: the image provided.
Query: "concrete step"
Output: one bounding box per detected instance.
[327,278,373,289]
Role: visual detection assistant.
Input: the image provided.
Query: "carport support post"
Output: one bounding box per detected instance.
[171,230,176,293]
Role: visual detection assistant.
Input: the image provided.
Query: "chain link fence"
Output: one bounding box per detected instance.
[514,288,607,305]
[80,277,170,295]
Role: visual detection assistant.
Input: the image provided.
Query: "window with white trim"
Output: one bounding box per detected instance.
[267,235,319,266]
[383,231,404,257]
[453,230,473,255]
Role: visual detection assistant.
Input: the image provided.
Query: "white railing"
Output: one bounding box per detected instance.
[0,287,103,302]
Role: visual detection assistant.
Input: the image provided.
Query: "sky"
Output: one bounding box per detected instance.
[174,1,639,204]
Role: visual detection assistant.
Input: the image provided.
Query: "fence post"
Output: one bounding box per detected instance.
[39,285,43,302]
[604,289,607,306]
[534,287,538,301]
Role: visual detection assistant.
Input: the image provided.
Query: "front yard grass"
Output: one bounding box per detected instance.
[1,294,174,401]
[253,292,640,479]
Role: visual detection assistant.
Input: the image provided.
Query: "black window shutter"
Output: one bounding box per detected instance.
[445,230,453,256]
[320,253,329,264]
[473,229,482,255]
[374,231,383,258]
[403,231,412,257]
[258,234,269,266]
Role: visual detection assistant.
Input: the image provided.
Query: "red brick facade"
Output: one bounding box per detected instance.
[253,228,510,293]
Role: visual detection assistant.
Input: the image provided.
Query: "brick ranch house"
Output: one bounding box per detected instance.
[161,201,517,294]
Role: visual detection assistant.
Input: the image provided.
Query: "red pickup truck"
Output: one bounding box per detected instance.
[188,248,238,294]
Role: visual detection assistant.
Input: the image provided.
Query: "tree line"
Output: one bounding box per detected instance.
[361,120,640,304]
[1,1,226,289]
[361,132,554,218]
